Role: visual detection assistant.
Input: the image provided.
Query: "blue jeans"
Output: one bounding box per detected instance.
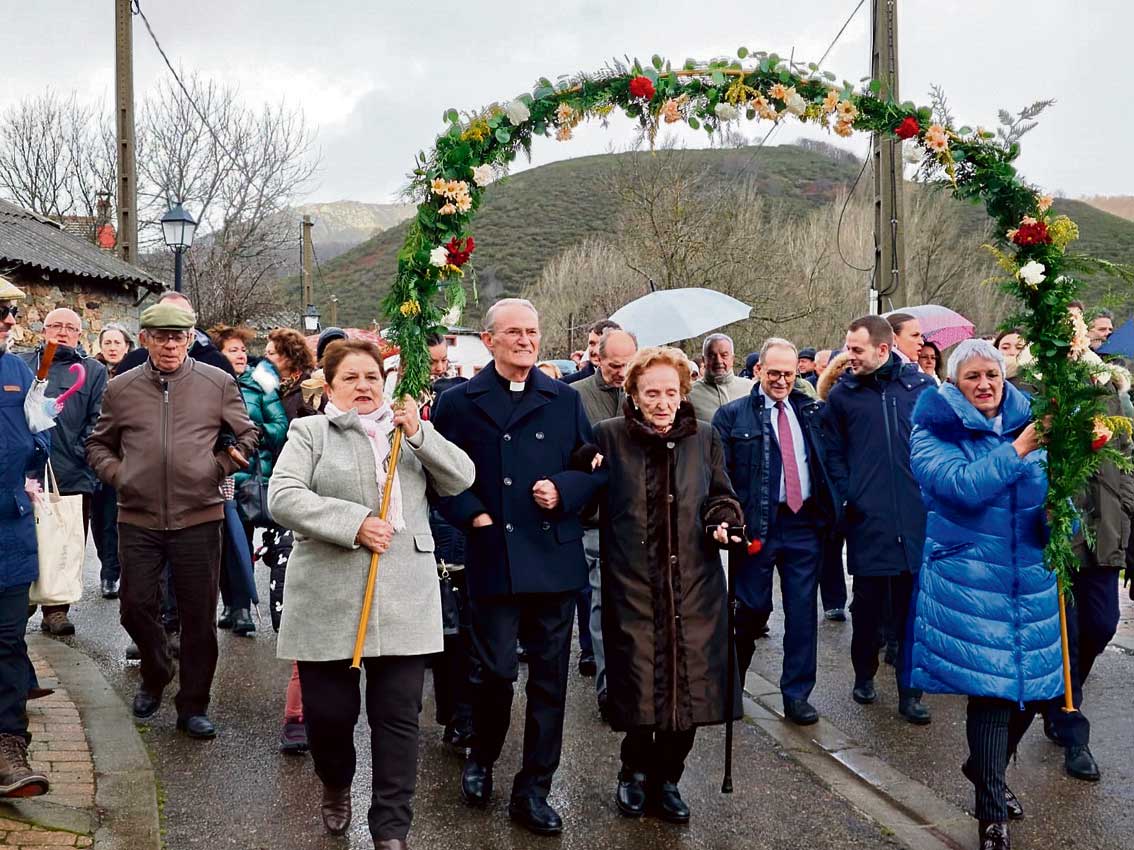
[0,582,32,739]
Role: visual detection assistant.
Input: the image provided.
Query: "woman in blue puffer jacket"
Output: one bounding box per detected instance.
[909,338,1062,850]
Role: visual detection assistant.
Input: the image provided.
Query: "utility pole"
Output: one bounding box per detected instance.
[114,0,138,264]
[870,0,907,313]
[301,216,314,311]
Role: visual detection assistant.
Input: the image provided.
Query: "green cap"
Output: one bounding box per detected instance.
[139,303,196,330]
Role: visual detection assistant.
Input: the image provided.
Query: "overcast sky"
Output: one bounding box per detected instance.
[4,1,1128,203]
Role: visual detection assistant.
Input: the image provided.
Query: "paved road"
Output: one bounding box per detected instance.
[749,570,1134,850]
[39,542,902,850]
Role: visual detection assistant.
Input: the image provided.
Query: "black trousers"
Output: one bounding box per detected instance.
[966,697,1038,822]
[91,484,121,583]
[432,569,475,733]
[119,521,221,716]
[466,591,575,800]
[298,655,426,842]
[620,728,697,784]
[0,583,32,740]
[849,573,921,699]
[819,531,848,611]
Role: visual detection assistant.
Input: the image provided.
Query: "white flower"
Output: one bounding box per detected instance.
[472,164,493,187]
[785,92,808,116]
[504,99,530,125]
[714,103,739,122]
[1017,260,1046,286]
[429,246,449,268]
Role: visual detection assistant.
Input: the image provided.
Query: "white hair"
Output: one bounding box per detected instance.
[702,333,734,358]
[483,298,538,332]
[759,337,798,359]
[947,338,1007,382]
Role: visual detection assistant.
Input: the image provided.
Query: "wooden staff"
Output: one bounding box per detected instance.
[1058,588,1077,713]
[350,427,405,671]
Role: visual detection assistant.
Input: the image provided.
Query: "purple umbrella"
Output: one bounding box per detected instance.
[885,304,975,349]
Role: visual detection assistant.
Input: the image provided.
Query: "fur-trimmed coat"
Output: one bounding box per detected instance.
[593,401,744,731]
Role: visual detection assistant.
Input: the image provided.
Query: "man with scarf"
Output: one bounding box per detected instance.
[688,333,752,423]
[822,315,934,726]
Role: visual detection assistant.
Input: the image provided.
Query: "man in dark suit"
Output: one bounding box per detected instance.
[713,338,836,726]
[432,298,602,836]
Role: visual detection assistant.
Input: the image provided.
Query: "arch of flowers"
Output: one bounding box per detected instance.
[384,49,1131,583]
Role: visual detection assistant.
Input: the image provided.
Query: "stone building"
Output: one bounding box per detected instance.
[0,199,162,354]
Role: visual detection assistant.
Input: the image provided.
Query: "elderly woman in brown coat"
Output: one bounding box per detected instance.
[591,346,744,825]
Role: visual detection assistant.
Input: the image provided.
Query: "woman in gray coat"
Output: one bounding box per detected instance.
[268,339,475,848]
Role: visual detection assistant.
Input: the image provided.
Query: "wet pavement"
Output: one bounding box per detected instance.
[749,570,1134,850]
[37,542,904,850]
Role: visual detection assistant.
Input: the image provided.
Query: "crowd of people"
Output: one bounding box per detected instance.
[0,281,1130,850]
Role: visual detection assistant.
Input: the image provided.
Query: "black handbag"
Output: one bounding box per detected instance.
[236,459,272,526]
[438,561,463,636]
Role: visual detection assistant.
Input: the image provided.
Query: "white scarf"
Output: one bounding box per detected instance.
[325,401,405,531]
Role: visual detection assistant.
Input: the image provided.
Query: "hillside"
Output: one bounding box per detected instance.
[308,145,1134,329]
[1081,196,1134,222]
[292,200,414,259]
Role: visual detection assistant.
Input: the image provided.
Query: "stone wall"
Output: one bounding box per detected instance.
[6,272,146,356]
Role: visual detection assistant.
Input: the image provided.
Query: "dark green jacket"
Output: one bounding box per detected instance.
[234,367,290,487]
[1075,382,1134,568]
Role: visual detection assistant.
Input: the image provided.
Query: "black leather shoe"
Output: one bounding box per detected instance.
[460,760,493,807]
[1064,745,1100,781]
[443,725,474,752]
[650,781,690,824]
[217,607,234,629]
[1042,715,1061,744]
[176,715,217,739]
[132,689,162,719]
[578,655,597,677]
[321,784,351,835]
[100,579,119,599]
[232,608,255,636]
[508,796,563,835]
[962,760,1023,820]
[899,696,932,725]
[615,769,647,817]
[852,680,877,705]
[783,698,819,726]
[978,820,1010,850]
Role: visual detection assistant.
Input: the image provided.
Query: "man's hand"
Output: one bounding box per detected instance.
[712,522,743,545]
[532,479,560,510]
[470,513,494,528]
[356,516,395,554]
[392,396,421,438]
[226,445,249,470]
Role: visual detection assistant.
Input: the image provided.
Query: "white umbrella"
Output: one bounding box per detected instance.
[610,288,751,347]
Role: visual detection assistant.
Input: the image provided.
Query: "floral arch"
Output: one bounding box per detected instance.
[384,50,1131,582]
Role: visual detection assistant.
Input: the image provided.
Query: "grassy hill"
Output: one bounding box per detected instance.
[306,144,1134,328]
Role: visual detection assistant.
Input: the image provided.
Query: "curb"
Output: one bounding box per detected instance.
[741,669,972,850]
[26,634,162,850]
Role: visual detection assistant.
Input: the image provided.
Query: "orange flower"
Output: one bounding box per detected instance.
[660,98,682,123]
[556,124,573,141]
[834,119,854,138]
[822,89,839,113]
[836,99,858,121]
[924,124,949,153]
[1037,195,1053,213]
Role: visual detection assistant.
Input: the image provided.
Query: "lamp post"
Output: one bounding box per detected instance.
[160,203,197,293]
[302,303,321,335]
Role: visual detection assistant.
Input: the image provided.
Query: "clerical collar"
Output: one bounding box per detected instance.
[495,369,529,403]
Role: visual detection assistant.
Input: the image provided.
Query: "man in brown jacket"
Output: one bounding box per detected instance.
[87,303,257,739]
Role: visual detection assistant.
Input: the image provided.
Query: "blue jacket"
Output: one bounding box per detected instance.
[1,351,51,590]
[821,354,933,576]
[712,385,837,542]
[909,382,1062,704]
[431,362,602,598]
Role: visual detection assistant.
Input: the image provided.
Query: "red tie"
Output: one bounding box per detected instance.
[776,401,804,513]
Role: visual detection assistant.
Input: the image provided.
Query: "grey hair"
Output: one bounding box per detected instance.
[1092,308,1114,321]
[483,298,538,333]
[947,338,1007,383]
[99,322,135,349]
[759,337,798,359]
[702,333,734,358]
[598,328,638,357]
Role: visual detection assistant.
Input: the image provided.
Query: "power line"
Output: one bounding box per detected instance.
[836,156,875,272]
[817,0,867,69]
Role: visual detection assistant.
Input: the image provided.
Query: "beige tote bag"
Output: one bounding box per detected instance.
[28,461,86,606]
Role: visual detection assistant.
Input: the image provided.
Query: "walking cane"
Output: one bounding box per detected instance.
[722,534,742,794]
[350,427,405,671]
[1057,587,1077,715]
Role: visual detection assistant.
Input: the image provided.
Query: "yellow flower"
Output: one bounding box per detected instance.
[769,83,789,101]
[834,119,854,138]
[924,124,949,153]
[594,104,615,117]
[836,99,858,121]
[399,299,421,318]
[431,178,447,196]
[1048,216,1079,248]
[1037,195,1053,213]
[822,89,839,113]
[460,119,490,143]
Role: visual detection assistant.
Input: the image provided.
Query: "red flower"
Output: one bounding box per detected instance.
[747,538,763,556]
[445,235,475,267]
[1011,220,1051,246]
[1091,435,1109,452]
[894,116,920,140]
[629,76,655,101]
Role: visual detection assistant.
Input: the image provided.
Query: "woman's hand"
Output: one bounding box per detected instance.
[470,513,494,528]
[356,516,395,554]
[591,452,604,471]
[392,396,420,438]
[712,522,743,545]
[1013,422,1042,457]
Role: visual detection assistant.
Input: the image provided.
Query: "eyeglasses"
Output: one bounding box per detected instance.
[45,322,81,333]
[763,369,796,383]
[0,305,18,320]
[148,330,190,344]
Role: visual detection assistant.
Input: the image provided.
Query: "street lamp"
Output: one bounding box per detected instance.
[161,203,197,293]
[302,304,321,334]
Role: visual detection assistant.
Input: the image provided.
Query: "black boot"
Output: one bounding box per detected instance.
[217,606,234,629]
[649,781,690,824]
[978,820,1010,850]
[615,768,647,817]
[232,608,255,636]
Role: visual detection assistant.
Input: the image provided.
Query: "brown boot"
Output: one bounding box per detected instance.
[41,608,75,636]
[0,734,50,798]
[321,784,351,835]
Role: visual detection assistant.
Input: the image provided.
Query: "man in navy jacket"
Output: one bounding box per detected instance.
[432,298,602,836]
[822,315,933,725]
[713,338,836,726]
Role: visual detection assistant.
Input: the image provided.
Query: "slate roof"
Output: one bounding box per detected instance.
[0,199,161,291]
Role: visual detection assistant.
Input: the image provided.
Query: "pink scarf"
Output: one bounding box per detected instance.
[326,401,405,531]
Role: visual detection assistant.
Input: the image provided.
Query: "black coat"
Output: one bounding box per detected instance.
[19,345,107,494]
[594,402,743,731]
[561,361,595,385]
[821,354,933,576]
[432,362,602,599]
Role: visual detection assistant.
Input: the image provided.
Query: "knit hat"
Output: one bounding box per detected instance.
[317,326,348,361]
[139,303,196,330]
[798,347,817,361]
[739,351,760,378]
[0,274,26,301]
